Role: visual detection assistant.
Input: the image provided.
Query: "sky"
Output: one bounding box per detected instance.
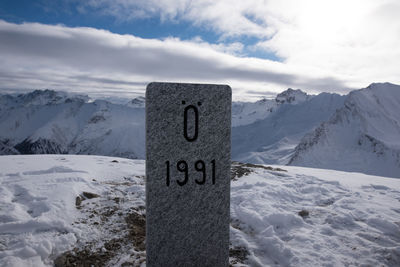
[0,0,399,101]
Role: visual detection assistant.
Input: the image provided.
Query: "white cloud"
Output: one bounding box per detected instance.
[77,0,274,38]
[72,0,400,91]
[256,0,400,89]
[0,20,348,101]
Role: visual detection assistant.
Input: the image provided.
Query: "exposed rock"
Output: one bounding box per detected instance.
[82,191,100,199]
[125,212,146,251]
[15,138,66,154]
[229,246,249,266]
[75,196,83,208]
[298,210,309,218]
[231,161,287,181]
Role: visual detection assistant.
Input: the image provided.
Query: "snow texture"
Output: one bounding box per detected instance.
[1,155,399,266]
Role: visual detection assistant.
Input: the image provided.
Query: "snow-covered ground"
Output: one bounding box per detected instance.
[0,155,145,266]
[1,155,400,266]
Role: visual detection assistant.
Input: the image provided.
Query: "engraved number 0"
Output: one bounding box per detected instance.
[183,105,199,142]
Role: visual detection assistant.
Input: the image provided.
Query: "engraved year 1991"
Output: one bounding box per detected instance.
[165,160,216,186]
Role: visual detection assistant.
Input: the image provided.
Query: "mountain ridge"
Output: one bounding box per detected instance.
[1,83,399,178]
[289,82,400,178]
[0,91,145,159]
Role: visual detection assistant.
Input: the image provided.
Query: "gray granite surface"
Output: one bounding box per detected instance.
[146,82,231,267]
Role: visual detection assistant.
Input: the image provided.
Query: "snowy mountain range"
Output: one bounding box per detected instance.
[0,90,145,159]
[1,83,399,178]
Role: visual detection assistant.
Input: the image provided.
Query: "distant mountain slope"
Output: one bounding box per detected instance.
[231,91,346,164]
[0,139,19,154]
[0,90,145,159]
[232,88,311,127]
[289,83,400,178]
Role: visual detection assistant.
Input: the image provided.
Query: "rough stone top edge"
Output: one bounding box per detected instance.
[145,82,232,98]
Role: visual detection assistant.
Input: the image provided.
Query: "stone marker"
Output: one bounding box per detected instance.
[146,82,231,267]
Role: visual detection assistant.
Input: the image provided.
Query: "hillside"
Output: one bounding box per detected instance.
[232,88,311,127]
[0,90,145,159]
[289,83,400,178]
[231,91,345,164]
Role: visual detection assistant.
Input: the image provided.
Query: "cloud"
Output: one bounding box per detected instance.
[69,0,400,92]
[255,0,400,88]
[0,20,348,101]
[76,0,274,39]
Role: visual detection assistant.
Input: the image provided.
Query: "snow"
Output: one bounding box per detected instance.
[0,155,145,267]
[231,88,311,128]
[232,92,345,165]
[0,91,145,159]
[1,155,399,266]
[232,99,277,127]
[275,88,310,105]
[1,85,399,178]
[289,82,400,178]
[230,163,400,266]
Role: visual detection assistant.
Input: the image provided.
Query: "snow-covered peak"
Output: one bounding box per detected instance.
[0,91,145,159]
[231,88,310,127]
[342,82,400,147]
[232,98,277,127]
[289,82,400,178]
[275,88,311,104]
[232,92,346,164]
[126,96,145,108]
[1,89,89,108]
[20,89,69,106]
[365,82,398,90]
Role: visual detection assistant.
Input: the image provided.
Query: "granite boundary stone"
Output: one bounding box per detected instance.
[146,82,231,267]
